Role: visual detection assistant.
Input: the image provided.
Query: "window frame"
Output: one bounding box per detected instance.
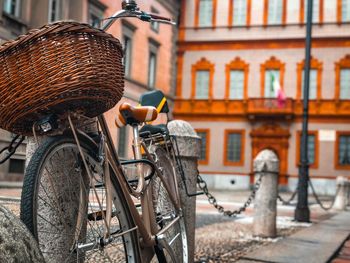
[150,6,160,33]
[148,39,160,89]
[260,56,285,97]
[335,55,350,100]
[194,0,217,28]
[300,0,324,24]
[88,0,107,28]
[263,0,287,26]
[296,57,323,100]
[335,131,350,170]
[295,130,319,169]
[122,21,136,78]
[191,58,215,100]
[224,129,245,166]
[228,0,252,27]
[48,0,60,23]
[3,0,21,17]
[225,57,249,100]
[196,129,210,165]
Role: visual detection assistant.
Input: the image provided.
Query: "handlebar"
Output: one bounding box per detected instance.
[101,1,176,31]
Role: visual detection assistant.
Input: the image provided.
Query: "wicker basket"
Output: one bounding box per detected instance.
[0,21,124,135]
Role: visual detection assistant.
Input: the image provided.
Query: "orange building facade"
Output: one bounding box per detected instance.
[174,0,350,193]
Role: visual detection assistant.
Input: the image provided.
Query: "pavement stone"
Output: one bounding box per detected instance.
[237,211,350,263]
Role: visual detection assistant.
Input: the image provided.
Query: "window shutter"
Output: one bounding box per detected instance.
[230,70,244,99]
[196,70,210,99]
[340,69,350,99]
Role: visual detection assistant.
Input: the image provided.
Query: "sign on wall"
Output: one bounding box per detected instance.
[319,130,336,142]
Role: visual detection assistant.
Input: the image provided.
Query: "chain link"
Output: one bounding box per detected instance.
[0,135,25,164]
[277,189,298,205]
[197,170,263,217]
[309,179,340,211]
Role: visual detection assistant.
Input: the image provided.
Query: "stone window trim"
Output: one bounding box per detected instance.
[260,56,285,97]
[191,57,215,100]
[225,57,249,100]
[228,0,252,27]
[148,38,160,89]
[150,6,160,33]
[335,131,350,170]
[263,0,287,26]
[223,129,245,166]
[295,130,319,169]
[296,57,323,101]
[299,0,324,24]
[122,21,136,77]
[335,55,350,100]
[194,0,217,28]
[196,129,210,165]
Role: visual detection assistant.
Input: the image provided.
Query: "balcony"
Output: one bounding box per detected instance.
[174,98,350,121]
[246,98,294,120]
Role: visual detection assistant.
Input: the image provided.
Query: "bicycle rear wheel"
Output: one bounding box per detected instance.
[149,146,188,263]
[21,136,140,263]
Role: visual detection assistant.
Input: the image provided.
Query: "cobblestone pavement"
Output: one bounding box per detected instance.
[0,187,338,263]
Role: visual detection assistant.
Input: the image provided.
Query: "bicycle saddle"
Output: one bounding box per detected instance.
[115,102,158,127]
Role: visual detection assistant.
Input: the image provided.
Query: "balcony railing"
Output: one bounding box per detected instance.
[246,98,294,119]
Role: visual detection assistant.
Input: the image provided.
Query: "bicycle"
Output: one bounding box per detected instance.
[18,1,188,262]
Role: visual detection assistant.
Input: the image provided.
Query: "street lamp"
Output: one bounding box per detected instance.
[295,0,313,222]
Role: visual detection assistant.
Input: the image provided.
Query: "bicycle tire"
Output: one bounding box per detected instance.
[20,136,141,263]
[149,146,188,263]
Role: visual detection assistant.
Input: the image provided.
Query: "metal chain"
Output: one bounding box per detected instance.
[0,135,25,164]
[197,171,263,217]
[277,188,298,205]
[309,179,340,211]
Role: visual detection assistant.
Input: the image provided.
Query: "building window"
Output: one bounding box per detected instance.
[260,56,285,98]
[264,70,280,98]
[225,57,249,100]
[297,57,322,100]
[338,0,350,22]
[195,0,216,27]
[296,131,318,169]
[336,132,350,169]
[300,0,322,23]
[340,69,350,99]
[195,70,210,99]
[118,126,128,158]
[3,0,20,17]
[48,0,60,22]
[264,0,286,25]
[229,0,250,26]
[224,130,245,166]
[191,58,215,99]
[196,129,210,165]
[335,55,350,100]
[122,22,135,78]
[88,0,107,28]
[148,40,159,88]
[8,158,25,174]
[150,7,160,32]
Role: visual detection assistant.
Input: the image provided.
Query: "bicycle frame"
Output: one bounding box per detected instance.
[68,112,182,262]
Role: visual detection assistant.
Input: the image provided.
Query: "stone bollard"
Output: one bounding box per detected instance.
[334,176,350,210]
[253,150,279,238]
[0,205,45,262]
[168,120,201,263]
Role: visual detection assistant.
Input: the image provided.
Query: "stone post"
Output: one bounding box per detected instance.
[168,120,201,263]
[334,176,350,210]
[0,205,45,262]
[253,150,279,238]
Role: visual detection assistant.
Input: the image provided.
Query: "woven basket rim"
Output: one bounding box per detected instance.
[0,21,123,54]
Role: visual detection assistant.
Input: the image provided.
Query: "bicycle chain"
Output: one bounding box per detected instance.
[197,170,263,217]
[0,135,25,165]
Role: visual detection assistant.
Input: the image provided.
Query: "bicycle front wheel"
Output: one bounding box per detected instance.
[149,146,188,263]
[20,136,140,263]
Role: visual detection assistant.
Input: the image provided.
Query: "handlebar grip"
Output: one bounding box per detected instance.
[149,13,171,22]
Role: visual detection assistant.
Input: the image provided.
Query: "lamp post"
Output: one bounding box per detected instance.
[295,0,313,222]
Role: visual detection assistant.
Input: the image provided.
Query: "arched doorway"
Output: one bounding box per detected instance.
[250,124,290,185]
